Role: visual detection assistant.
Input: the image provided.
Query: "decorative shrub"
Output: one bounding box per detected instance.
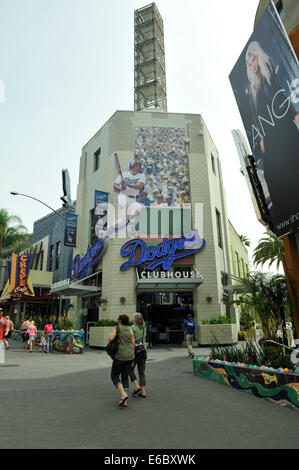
[210,340,294,369]
[92,319,133,327]
[202,316,234,325]
[93,319,118,327]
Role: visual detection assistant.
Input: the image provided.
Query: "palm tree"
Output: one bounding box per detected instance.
[239,234,250,247]
[253,232,298,338]
[0,209,29,257]
[253,232,285,271]
[235,271,291,344]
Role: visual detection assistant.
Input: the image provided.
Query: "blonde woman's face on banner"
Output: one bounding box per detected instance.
[247,53,259,75]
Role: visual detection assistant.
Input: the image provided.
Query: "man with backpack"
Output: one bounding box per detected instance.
[183,313,197,359]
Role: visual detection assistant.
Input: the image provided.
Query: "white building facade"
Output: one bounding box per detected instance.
[61,109,241,344]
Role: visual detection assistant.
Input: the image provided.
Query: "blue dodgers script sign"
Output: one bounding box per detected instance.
[120,231,206,271]
[71,239,106,281]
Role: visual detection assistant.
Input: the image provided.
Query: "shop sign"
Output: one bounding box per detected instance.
[71,239,106,281]
[139,270,202,279]
[51,278,70,289]
[64,213,78,247]
[120,231,206,271]
[1,253,35,298]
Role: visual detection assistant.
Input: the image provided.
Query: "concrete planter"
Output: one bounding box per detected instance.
[198,323,238,345]
[89,326,114,348]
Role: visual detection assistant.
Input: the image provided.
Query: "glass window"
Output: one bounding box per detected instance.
[49,245,54,271]
[215,209,223,248]
[235,251,240,277]
[211,153,216,175]
[90,208,97,245]
[241,258,245,278]
[94,148,101,172]
[55,241,61,270]
[39,250,44,271]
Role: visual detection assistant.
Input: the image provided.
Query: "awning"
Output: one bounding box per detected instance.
[50,284,101,297]
[136,278,204,290]
[0,294,60,304]
[223,284,246,294]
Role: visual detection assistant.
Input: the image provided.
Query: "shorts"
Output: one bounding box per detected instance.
[29,336,36,341]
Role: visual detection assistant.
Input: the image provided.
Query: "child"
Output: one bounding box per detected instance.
[40,333,47,352]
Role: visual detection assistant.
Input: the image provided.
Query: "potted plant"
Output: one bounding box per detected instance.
[89,320,118,348]
[198,316,238,345]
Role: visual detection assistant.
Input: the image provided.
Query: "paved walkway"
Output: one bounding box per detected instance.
[0,339,298,449]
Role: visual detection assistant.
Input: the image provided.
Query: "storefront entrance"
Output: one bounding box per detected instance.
[137,292,193,345]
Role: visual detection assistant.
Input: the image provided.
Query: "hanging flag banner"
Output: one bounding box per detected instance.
[1,253,35,298]
[64,213,78,247]
[229,1,299,238]
[94,190,109,235]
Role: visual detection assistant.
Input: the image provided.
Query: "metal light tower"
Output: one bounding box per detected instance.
[134,3,167,112]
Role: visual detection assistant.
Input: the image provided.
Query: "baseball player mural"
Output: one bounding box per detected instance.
[95,126,191,239]
[95,153,146,239]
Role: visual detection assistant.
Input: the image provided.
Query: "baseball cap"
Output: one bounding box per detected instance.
[128,160,141,170]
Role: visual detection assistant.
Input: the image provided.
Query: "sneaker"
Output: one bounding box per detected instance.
[191,354,194,359]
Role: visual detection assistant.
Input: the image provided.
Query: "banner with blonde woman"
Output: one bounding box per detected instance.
[229,1,299,238]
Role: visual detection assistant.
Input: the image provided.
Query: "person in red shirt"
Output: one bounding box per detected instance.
[0,308,9,344]
[44,320,54,353]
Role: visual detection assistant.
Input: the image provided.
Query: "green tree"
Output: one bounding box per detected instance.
[253,232,298,338]
[253,232,285,271]
[239,234,250,247]
[235,271,291,343]
[0,209,29,257]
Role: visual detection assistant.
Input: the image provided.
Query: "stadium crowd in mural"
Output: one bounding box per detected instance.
[134,127,190,207]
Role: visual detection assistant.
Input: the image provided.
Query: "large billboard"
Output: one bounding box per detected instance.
[134,126,190,208]
[96,127,192,239]
[229,1,299,238]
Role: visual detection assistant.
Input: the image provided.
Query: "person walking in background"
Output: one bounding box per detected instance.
[183,313,197,359]
[21,319,30,350]
[145,320,152,348]
[108,314,135,408]
[0,309,9,352]
[44,319,54,353]
[3,314,14,350]
[39,332,47,352]
[27,320,37,353]
[130,312,147,398]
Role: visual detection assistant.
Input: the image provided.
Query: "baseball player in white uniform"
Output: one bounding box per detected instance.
[96,160,146,239]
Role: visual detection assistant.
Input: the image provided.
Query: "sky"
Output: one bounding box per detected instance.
[0,0,273,269]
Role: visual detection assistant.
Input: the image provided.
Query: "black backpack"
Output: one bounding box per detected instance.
[106,325,120,359]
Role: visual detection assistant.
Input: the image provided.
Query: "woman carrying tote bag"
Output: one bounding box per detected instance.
[108,314,135,408]
[129,312,147,398]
